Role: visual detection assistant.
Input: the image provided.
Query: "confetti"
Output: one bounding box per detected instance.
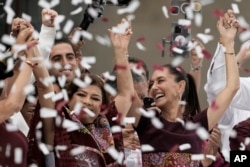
[153,64,164,71]
[123,117,136,124]
[39,142,50,155]
[171,56,184,67]
[83,107,96,117]
[62,119,80,132]
[38,0,60,9]
[179,143,191,151]
[136,108,155,118]
[111,125,122,133]
[196,33,214,44]
[73,78,88,88]
[21,13,32,22]
[231,3,240,14]
[40,108,57,118]
[95,34,111,47]
[4,5,15,24]
[81,30,93,41]
[70,146,86,156]
[178,19,191,27]
[176,117,185,126]
[185,121,200,130]
[239,30,250,42]
[5,123,18,132]
[117,0,140,15]
[54,15,65,30]
[141,144,154,152]
[102,71,116,81]
[57,75,67,88]
[14,148,23,164]
[1,34,16,46]
[44,91,55,99]
[24,84,35,95]
[52,92,64,102]
[107,147,124,164]
[70,7,83,15]
[104,83,117,96]
[191,154,204,161]
[136,42,146,51]
[202,49,212,59]
[151,117,163,129]
[72,0,84,5]
[196,127,209,140]
[111,21,130,34]
[63,19,74,35]
[162,6,169,19]
[26,95,37,104]
[194,13,202,27]
[5,144,11,157]
[206,154,216,161]
[55,145,67,158]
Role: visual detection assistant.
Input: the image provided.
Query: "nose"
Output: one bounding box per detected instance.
[82,97,92,106]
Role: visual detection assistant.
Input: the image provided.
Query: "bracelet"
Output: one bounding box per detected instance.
[191,64,202,72]
[25,60,38,68]
[224,52,235,55]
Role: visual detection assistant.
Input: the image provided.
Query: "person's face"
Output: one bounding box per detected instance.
[68,85,103,124]
[20,101,36,127]
[49,43,78,83]
[134,80,148,101]
[148,68,183,109]
[129,62,147,80]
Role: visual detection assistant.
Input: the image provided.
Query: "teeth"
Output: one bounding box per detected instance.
[155,93,164,99]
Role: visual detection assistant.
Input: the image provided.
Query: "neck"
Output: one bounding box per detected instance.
[160,101,184,122]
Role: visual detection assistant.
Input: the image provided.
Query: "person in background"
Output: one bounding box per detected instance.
[127,11,239,166]
[204,9,250,162]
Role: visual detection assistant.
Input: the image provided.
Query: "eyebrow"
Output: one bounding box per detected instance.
[77,90,102,98]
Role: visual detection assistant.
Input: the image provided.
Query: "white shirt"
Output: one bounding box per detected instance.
[204,43,250,162]
[10,25,56,136]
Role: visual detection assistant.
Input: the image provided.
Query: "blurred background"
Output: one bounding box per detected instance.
[0,0,249,109]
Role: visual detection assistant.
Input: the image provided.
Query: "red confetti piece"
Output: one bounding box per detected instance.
[169,6,179,15]
[202,49,212,59]
[211,99,219,111]
[136,61,143,69]
[153,64,164,71]
[157,42,164,52]
[136,37,145,42]
[241,67,250,73]
[169,144,179,153]
[102,17,109,22]
[212,9,225,18]
[114,64,127,70]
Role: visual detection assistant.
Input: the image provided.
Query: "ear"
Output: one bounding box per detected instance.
[177,80,186,95]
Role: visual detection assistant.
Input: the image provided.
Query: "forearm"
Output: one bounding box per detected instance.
[189,68,201,92]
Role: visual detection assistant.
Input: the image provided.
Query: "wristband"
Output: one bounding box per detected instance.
[224,52,235,55]
[25,60,38,68]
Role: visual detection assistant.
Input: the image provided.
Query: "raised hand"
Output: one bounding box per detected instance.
[41,8,58,27]
[11,18,33,38]
[108,18,133,52]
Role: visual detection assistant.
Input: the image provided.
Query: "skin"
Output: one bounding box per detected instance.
[67,85,103,124]
[49,43,78,85]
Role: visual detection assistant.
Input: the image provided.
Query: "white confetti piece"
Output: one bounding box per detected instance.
[229,129,237,138]
[245,137,250,146]
[136,42,146,51]
[178,19,191,27]
[162,6,169,19]
[24,84,35,95]
[107,147,124,164]
[131,66,143,76]
[27,95,37,104]
[179,143,191,151]
[221,149,229,161]
[81,30,93,40]
[117,0,140,15]
[191,154,204,161]
[6,58,14,72]
[14,148,23,164]
[237,16,250,29]
[29,164,39,167]
[44,91,55,99]
[83,107,95,117]
[141,144,154,152]
[0,43,6,52]
[126,14,135,22]
[185,6,194,20]
[87,7,99,18]
[40,108,57,118]
[172,47,184,54]
[239,30,250,42]
[136,108,155,118]
[95,34,111,47]
[5,123,18,131]
[71,30,81,45]
[111,125,122,133]
[0,81,5,89]
[111,21,130,34]
[1,34,16,45]
[185,121,200,130]
[62,119,80,132]
[57,75,67,88]
[196,33,214,44]
[206,154,216,161]
[22,13,32,22]
[72,0,84,5]
[151,117,163,129]
[54,15,65,30]
[123,117,135,124]
[5,144,11,157]
[196,127,209,140]
[176,117,185,126]
[56,31,63,39]
[52,92,64,102]
[104,83,117,96]
[70,7,83,15]
[73,78,87,88]
[38,0,60,9]
[82,56,96,64]
[205,28,211,34]
[217,124,231,130]
[102,71,116,81]
[194,13,202,27]
[231,3,240,14]
[74,68,81,78]
[200,0,214,6]
[55,145,67,158]
[38,142,50,155]
[62,89,69,101]
[171,56,184,67]
[70,146,86,156]
[63,19,74,35]
[4,5,15,24]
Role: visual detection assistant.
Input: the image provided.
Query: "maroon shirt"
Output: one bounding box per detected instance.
[0,122,28,167]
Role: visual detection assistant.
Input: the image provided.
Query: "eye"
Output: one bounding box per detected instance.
[52,56,61,62]
[76,92,86,97]
[92,97,101,101]
[67,54,75,60]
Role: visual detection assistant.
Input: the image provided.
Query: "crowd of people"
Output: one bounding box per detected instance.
[0,6,250,167]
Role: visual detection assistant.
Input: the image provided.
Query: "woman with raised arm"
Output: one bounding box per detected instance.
[127,13,239,166]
